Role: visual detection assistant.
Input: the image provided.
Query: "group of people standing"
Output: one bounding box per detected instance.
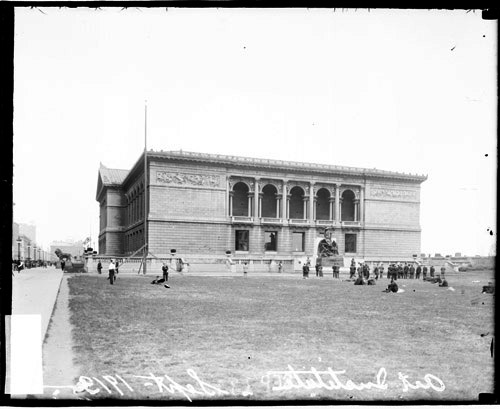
[301,262,340,279]
[97,259,120,284]
[349,259,447,282]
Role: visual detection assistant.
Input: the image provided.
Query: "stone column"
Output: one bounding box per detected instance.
[276,194,281,218]
[282,181,288,221]
[329,197,334,221]
[303,197,308,220]
[359,187,364,222]
[354,199,359,221]
[139,192,143,219]
[339,198,343,222]
[309,183,315,222]
[335,185,341,222]
[286,195,291,220]
[247,193,252,216]
[254,179,260,219]
[133,197,136,223]
[229,192,233,217]
[258,193,263,218]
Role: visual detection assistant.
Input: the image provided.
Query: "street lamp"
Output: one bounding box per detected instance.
[27,244,31,267]
[16,236,22,262]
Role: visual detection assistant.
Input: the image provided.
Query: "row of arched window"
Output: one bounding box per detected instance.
[125,229,144,254]
[126,184,145,226]
[230,182,359,221]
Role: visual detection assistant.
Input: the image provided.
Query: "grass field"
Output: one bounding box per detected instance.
[67,271,494,402]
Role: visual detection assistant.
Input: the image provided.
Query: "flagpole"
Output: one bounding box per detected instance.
[143,100,148,275]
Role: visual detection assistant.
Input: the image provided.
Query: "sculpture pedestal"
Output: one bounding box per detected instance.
[317,255,344,268]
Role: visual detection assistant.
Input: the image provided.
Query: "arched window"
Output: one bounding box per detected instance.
[261,184,278,217]
[316,188,331,220]
[341,190,355,221]
[232,182,250,216]
[289,186,305,219]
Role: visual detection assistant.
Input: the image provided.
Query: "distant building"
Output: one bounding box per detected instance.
[18,223,36,243]
[12,222,50,263]
[96,150,427,266]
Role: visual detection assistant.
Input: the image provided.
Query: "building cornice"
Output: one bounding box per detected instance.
[147,150,428,183]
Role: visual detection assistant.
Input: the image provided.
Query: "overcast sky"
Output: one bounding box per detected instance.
[13,8,497,256]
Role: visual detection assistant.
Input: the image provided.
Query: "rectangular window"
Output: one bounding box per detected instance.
[235,230,249,251]
[345,233,357,253]
[264,231,278,251]
[292,232,305,252]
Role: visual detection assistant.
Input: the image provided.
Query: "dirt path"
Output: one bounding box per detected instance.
[42,276,82,400]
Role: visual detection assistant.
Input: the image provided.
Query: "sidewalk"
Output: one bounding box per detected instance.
[12,266,64,340]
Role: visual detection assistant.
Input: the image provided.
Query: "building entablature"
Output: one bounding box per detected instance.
[147,150,428,183]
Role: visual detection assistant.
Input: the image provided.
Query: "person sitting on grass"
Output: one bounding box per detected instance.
[439,278,449,287]
[354,275,366,285]
[482,283,495,294]
[367,278,376,285]
[151,275,170,288]
[383,279,398,293]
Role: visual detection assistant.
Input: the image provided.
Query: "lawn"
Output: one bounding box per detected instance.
[67,271,494,402]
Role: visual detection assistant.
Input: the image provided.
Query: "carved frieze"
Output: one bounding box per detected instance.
[370,188,417,200]
[157,171,221,188]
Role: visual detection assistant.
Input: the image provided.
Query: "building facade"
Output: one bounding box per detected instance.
[96,150,427,266]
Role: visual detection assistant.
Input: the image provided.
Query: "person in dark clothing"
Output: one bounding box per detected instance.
[416,265,421,279]
[108,259,116,284]
[349,265,356,279]
[423,265,428,279]
[318,265,323,277]
[162,262,169,282]
[430,266,435,278]
[354,276,366,285]
[367,278,376,285]
[439,278,449,287]
[97,261,102,274]
[482,283,495,294]
[315,263,320,277]
[409,264,415,279]
[302,264,308,279]
[403,264,409,279]
[374,265,379,280]
[151,276,170,288]
[384,279,398,293]
[61,260,66,272]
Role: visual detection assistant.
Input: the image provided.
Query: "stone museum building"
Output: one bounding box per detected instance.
[96,150,427,268]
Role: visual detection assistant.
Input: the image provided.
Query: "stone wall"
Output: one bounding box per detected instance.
[97,153,427,264]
